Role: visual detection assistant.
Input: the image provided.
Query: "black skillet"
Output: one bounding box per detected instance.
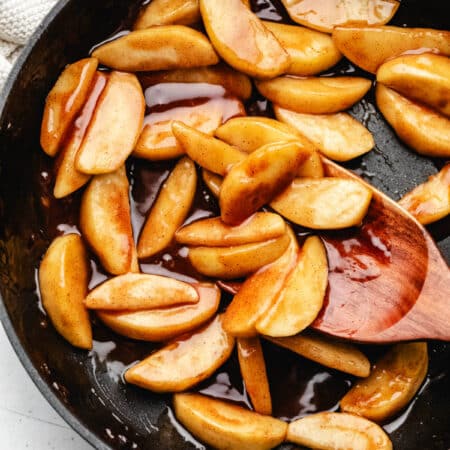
[0,0,449,449]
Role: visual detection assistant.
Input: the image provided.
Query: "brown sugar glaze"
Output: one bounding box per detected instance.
[34,0,450,448]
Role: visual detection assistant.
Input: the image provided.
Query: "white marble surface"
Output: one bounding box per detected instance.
[0,322,93,449]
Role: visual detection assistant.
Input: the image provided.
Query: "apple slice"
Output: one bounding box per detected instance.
[80,166,137,275]
[223,227,298,337]
[202,169,222,197]
[377,53,450,118]
[172,121,246,175]
[133,0,200,30]
[75,71,145,174]
[280,0,399,33]
[256,236,328,337]
[124,315,234,392]
[270,177,372,229]
[137,157,197,259]
[220,141,309,225]
[399,164,450,225]
[376,84,450,158]
[341,342,428,422]
[262,21,342,75]
[332,25,450,74]
[188,232,290,279]
[40,58,98,156]
[237,337,272,415]
[256,76,371,114]
[92,26,219,72]
[297,150,324,178]
[174,393,287,450]
[274,106,374,162]
[38,234,92,349]
[287,412,392,450]
[97,283,220,342]
[175,213,286,246]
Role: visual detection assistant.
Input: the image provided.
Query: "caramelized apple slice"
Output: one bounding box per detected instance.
[271,177,372,229]
[174,393,287,450]
[38,234,92,349]
[97,283,220,342]
[125,315,234,392]
[341,342,428,422]
[200,0,290,78]
[172,121,246,175]
[262,21,342,75]
[256,76,371,114]
[377,53,450,118]
[237,337,272,415]
[297,150,324,178]
[40,58,98,156]
[287,412,392,450]
[399,164,450,225]
[93,26,218,72]
[80,166,137,275]
[332,25,450,74]
[133,0,200,29]
[274,106,374,161]
[376,84,450,157]
[137,157,197,258]
[202,169,222,197]
[265,332,370,377]
[220,141,309,225]
[76,71,145,174]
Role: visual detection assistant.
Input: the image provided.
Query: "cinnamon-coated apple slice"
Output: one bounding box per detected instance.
[202,169,222,197]
[125,315,234,392]
[40,58,98,156]
[340,342,428,422]
[332,25,450,74]
[38,234,92,349]
[137,157,197,259]
[97,283,220,342]
[76,71,145,174]
[297,151,324,178]
[256,76,371,114]
[92,26,219,72]
[80,166,138,275]
[376,84,450,157]
[174,393,287,450]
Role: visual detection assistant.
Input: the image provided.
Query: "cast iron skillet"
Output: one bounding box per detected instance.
[0,0,449,449]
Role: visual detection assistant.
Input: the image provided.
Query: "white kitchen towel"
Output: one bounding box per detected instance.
[0,0,57,91]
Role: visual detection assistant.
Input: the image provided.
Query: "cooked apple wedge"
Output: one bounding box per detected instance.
[92,26,219,72]
[297,151,324,178]
[399,164,450,225]
[262,21,342,75]
[376,84,450,157]
[237,337,272,415]
[202,169,222,197]
[75,71,145,174]
[256,76,371,114]
[80,166,137,275]
[332,25,450,74]
[223,228,298,337]
[40,58,98,156]
[341,342,428,422]
[281,0,399,33]
[200,0,290,79]
[172,121,246,175]
[377,53,450,118]
[275,106,374,162]
[133,0,200,29]
[271,177,372,229]
[176,213,286,247]
[188,232,290,279]
[38,234,92,349]
[137,157,197,258]
[265,332,370,377]
[125,315,234,392]
[220,141,309,225]
[287,412,392,450]
[97,283,220,342]
[174,393,287,450]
